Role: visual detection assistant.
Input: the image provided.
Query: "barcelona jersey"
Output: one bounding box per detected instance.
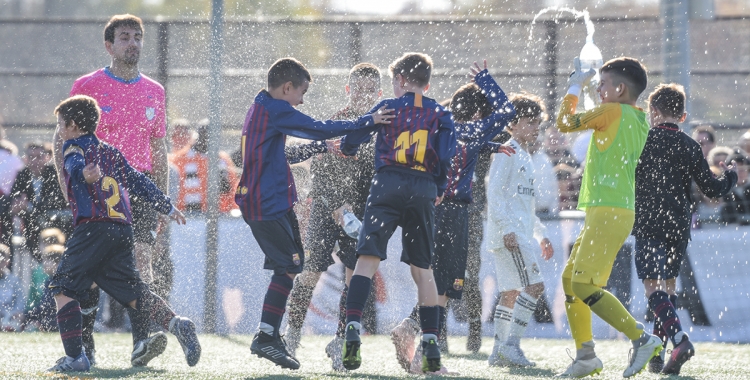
[62,134,173,227]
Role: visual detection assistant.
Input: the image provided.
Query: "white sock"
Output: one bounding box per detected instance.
[493,305,513,344]
[258,322,274,335]
[507,292,538,347]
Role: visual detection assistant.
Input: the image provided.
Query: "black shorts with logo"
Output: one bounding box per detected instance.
[247,209,305,276]
[433,200,469,299]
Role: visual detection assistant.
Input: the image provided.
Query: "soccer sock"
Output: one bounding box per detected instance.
[493,305,513,344]
[507,292,538,347]
[260,274,294,336]
[419,305,439,342]
[286,278,316,331]
[335,285,349,338]
[57,300,83,358]
[572,282,642,341]
[438,305,448,341]
[127,305,150,345]
[345,275,371,325]
[80,288,99,353]
[563,277,593,349]
[649,290,683,345]
[408,304,420,323]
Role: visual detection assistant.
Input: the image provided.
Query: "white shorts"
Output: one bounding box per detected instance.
[486,233,544,292]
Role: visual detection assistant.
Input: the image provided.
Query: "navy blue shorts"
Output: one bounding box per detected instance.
[247,209,305,275]
[433,200,469,299]
[305,199,358,272]
[49,222,145,306]
[635,237,687,280]
[357,169,436,269]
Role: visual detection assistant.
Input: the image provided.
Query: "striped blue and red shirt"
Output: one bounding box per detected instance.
[445,70,516,203]
[62,134,173,227]
[235,90,376,221]
[341,93,456,196]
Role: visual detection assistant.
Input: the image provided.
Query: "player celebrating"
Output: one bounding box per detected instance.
[485,92,554,367]
[48,95,200,373]
[556,57,662,378]
[235,57,393,370]
[635,83,737,375]
[339,52,456,373]
[284,63,383,371]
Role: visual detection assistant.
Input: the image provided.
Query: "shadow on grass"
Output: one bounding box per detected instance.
[507,366,558,377]
[217,334,253,349]
[66,366,167,378]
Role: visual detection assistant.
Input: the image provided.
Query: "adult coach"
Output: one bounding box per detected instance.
[53,14,168,366]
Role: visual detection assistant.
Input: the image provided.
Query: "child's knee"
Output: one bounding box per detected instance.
[525,282,545,298]
[571,282,605,307]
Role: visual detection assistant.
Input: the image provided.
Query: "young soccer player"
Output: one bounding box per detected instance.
[48,95,200,373]
[485,92,554,368]
[283,62,383,371]
[635,83,737,375]
[235,57,393,370]
[555,57,662,378]
[338,52,456,373]
[390,60,516,373]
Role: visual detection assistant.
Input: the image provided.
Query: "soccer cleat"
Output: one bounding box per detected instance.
[284,326,302,357]
[169,316,201,367]
[623,334,663,378]
[342,323,362,370]
[85,348,97,367]
[325,336,346,371]
[488,342,511,367]
[131,332,168,367]
[495,344,536,367]
[390,317,419,371]
[662,334,695,375]
[648,349,665,373]
[250,331,300,370]
[421,338,442,373]
[556,356,603,378]
[48,351,91,373]
[409,340,423,373]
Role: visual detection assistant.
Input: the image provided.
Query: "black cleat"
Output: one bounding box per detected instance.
[250,331,300,370]
[342,323,362,370]
[648,350,665,373]
[662,335,695,375]
[132,332,168,367]
[421,338,442,373]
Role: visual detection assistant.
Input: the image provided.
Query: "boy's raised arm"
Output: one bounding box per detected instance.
[556,58,618,133]
[118,150,173,216]
[434,111,457,197]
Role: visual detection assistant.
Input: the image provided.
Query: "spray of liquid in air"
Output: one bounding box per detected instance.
[530,7,603,110]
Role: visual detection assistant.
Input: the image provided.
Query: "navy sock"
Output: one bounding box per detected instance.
[649,291,682,345]
[419,305,439,339]
[335,285,348,338]
[57,300,83,358]
[345,275,372,325]
[261,274,294,335]
[80,288,99,352]
[408,304,420,322]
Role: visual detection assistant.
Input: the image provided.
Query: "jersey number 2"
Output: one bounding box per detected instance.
[394,130,428,164]
[101,176,126,219]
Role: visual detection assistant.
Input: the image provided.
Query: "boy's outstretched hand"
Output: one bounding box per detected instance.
[371,105,395,124]
[469,59,488,79]
[83,163,102,184]
[720,160,738,174]
[169,208,187,225]
[567,57,596,89]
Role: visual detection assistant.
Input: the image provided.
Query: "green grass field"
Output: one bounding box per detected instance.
[1,333,749,379]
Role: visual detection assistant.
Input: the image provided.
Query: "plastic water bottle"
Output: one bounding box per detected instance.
[342,210,362,239]
[579,36,603,110]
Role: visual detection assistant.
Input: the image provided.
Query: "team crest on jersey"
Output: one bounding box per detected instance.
[293,253,301,266]
[145,107,155,121]
[453,279,464,291]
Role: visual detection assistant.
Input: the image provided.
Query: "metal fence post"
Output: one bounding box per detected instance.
[349,22,362,68]
[543,19,558,116]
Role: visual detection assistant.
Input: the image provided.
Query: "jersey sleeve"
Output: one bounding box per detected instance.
[62,143,87,184]
[117,150,173,215]
[688,139,738,198]
[455,71,516,141]
[151,91,167,139]
[270,102,376,141]
[556,94,621,133]
[434,111,457,197]
[285,140,328,164]
[340,100,389,154]
[485,153,519,237]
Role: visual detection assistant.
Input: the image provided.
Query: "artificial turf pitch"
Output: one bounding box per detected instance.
[1,333,748,379]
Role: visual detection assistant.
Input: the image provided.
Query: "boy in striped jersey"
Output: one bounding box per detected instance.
[484,92,553,367]
[49,95,200,372]
[339,52,456,373]
[235,57,393,370]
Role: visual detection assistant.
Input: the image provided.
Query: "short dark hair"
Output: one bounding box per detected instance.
[600,57,648,100]
[449,83,493,123]
[389,53,433,87]
[509,92,548,124]
[268,57,312,89]
[349,63,381,83]
[648,83,685,119]
[54,95,100,134]
[692,124,716,143]
[104,14,143,44]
